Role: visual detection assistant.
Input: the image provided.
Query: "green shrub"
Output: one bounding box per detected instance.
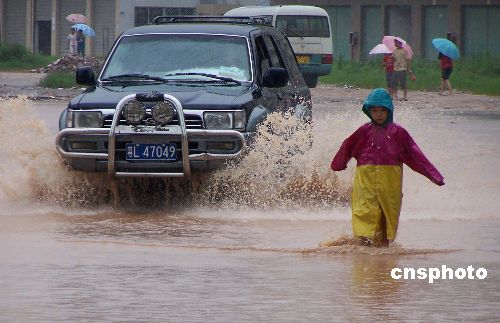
[39,72,77,88]
[320,56,500,96]
[0,44,29,60]
[0,44,57,70]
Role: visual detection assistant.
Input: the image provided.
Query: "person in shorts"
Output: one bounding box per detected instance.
[390,39,413,101]
[438,52,453,96]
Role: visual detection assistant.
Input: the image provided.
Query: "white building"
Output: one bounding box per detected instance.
[0,0,270,57]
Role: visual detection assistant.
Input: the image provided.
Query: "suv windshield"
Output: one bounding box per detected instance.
[101,34,252,82]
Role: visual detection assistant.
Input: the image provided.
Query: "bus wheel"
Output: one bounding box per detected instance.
[304,75,318,88]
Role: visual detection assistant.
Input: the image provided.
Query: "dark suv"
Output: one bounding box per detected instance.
[55,16,312,179]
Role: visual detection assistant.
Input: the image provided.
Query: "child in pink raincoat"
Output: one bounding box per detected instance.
[331,88,445,247]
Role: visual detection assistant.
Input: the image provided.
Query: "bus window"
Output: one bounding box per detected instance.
[276,16,330,38]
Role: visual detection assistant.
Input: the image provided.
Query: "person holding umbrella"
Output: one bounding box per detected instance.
[368,43,398,98]
[390,38,414,101]
[72,24,96,37]
[438,52,453,96]
[77,29,86,57]
[369,43,399,98]
[72,24,96,57]
[432,38,460,96]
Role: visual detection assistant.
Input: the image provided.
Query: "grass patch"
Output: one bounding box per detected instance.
[0,44,57,71]
[2,44,499,95]
[39,72,77,88]
[320,56,500,96]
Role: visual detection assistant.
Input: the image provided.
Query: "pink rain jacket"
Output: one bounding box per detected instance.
[331,122,444,241]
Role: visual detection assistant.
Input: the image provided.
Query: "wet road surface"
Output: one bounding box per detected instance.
[1,93,499,321]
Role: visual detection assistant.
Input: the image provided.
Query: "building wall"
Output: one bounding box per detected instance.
[323,6,351,61]
[59,0,85,55]
[485,6,500,55]
[361,6,382,60]
[93,0,116,57]
[197,0,270,15]
[35,0,51,20]
[272,0,500,60]
[118,0,270,32]
[463,6,500,56]
[4,0,26,46]
[34,0,52,54]
[118,0,198,33]
[385,5,411,43]
[197,4,235,15]
[422,6,448,59]
[0,0,3,44]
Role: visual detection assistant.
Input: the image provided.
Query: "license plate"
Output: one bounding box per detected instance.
[296,55,310,64]
[126,143,177,161]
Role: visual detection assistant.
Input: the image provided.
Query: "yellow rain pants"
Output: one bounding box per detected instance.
[352,165,402,241]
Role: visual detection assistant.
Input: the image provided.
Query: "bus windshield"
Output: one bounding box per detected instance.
[275,15,330,38]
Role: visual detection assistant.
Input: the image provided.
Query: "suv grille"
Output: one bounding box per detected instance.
[103,114,203,129]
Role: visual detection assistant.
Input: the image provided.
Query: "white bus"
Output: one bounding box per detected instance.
[224,5,332,88]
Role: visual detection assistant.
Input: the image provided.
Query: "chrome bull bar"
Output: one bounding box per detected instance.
[55,93,246,178]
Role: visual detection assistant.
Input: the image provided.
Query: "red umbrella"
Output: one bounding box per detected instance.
[66,13,86,24]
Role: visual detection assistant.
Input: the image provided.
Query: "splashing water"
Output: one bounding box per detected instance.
[0,98,111,209]
[200,110,350,209]
[316,233,459,255]
[0,99,351,210]
[1,96,499,222]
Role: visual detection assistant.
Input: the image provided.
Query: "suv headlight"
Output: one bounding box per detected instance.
[204,111,246,130]
[122,100,146,124]
[68,111,103,128]
[152,101,175,125]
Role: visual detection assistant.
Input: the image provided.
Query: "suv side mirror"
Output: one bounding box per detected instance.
[76,66,96,86]
[262,67,289,88]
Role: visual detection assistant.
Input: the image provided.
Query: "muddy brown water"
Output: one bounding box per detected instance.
[1,91,499,322]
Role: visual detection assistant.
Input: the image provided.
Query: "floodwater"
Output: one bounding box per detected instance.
[0,96,499,322]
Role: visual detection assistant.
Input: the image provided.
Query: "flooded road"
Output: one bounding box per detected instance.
[1,93,499,321]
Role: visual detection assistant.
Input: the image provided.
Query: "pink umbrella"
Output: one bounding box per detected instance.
[66,13,86,24]
[382,35,413,59]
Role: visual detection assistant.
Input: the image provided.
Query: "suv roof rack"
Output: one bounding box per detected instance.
[152,15,272,26]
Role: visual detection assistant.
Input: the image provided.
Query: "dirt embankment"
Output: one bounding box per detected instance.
[0,71,82,100]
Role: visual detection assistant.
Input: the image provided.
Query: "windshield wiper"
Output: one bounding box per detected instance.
[101,74,170,83]
[164,72,241,85]
[285,29,304,39]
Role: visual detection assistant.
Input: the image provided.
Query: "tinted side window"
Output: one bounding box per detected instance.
[263,35,285,69]
[255,36,271,79]
[271,32,303,82]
